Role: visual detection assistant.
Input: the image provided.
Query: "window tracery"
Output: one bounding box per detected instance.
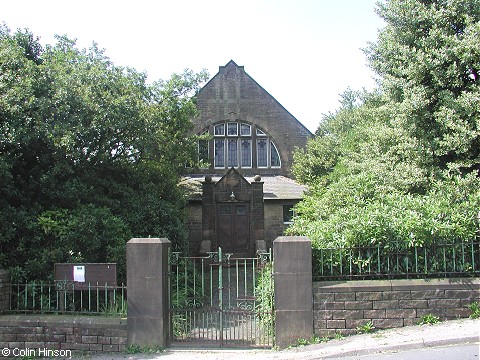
[199,122,281,169]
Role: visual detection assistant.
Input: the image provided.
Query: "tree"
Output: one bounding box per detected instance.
[288,0,480,258]
[0,25,208,280]
[364,0,480,174]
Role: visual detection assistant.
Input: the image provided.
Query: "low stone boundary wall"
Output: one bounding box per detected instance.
[0,315,126,353]
[314,278,480,337]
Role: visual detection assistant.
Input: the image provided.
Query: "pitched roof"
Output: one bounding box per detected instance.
[180,175,307,201]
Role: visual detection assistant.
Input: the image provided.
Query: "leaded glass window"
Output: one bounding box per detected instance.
[256,128,266,136]
[214,124,225,136]
[199,123,281,169]
[227,123,238,136]
[240,123,251,136]
[214,139,225,167]
[240,139,252,167]
[271,142,280,167]
[227,139,238,167]
[257,138,268,167]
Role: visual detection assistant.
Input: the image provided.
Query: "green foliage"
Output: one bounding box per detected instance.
[418,314,441,325]
[468,302,480,319]
[356,321,375,334]
[170,258,205,338]
[124,344,164,354]
[365,0,480,172]
[286,335,328,349]
[255,263,275,335]
[101,295,127,317]
[0,24,208,281]
[290,0,480,278]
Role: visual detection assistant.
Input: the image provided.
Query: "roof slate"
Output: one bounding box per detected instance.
[180,175,307,201]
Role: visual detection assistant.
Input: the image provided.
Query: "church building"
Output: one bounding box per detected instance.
[182,60,312,256]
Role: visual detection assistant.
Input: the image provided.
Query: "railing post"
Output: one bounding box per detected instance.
[127,238,171,348]
[273,236,313,348]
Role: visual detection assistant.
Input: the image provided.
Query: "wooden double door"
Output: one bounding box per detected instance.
[216,202,249,253]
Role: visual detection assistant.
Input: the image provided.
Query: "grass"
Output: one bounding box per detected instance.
[418,314,441,325]
[356,321,375,334]
[286,332,344,349]
[468,302,480,319]
[124,344,165,354]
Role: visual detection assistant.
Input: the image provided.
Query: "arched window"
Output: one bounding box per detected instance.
[199,122,281,169]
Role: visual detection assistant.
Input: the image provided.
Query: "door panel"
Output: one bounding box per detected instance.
[217,204,233,250]
[216,203,249,253]
[234,205,248,250]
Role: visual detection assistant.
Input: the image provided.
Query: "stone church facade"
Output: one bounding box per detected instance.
[183,60,312,256]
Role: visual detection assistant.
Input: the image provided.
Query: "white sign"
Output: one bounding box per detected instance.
[73,265,85,282]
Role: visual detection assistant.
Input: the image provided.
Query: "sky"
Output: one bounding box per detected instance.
[2,0,385,133]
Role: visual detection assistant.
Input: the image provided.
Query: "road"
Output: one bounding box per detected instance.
[334,343,479,360]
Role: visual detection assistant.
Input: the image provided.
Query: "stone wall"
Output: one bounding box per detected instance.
[192,60,312,177]
[0,270,9,313]
[313,278,480,337]
[0,315,126,353]
[186,201,202,254]
[264,202,295,248]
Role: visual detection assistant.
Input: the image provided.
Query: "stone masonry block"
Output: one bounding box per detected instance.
[2,334,16,342]
[81,335,98,344]
[332,310,363,320]
[411,290,445,299]
[314,293,335,302]
[363,309,386,319]
[356,292,383,301]
[386,309,417,318]
[315,320,327,329]
[403,318,418,326]
[462,298,480,307]
[103,344,119,352]
[25,341,46,348]
[98,336,111,345]
[334,292,356,301]
[82,327,105,336]
[344,301,372,310]
[417,308,446,318]
[428,299,463,309]
[444,290,478,299]
[89,344,103,351]
[8,342,24,349]
[373,318,404,329]
[383,291,411,300]
[346,319,370,329]
[399,300,428,309]
[111,336,127,345]
[326,320,345,329]
[44,342,61,350]
[314,310,333,320]
[446,308,471,318]
[324,302,345,310]
[373,300,399,309]
[16,333,42,342]
[66,335,82,343]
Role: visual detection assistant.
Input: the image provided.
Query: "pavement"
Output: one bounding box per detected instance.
[87,318,480,360]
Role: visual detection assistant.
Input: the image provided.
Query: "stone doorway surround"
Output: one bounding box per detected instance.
[199,168,265,257]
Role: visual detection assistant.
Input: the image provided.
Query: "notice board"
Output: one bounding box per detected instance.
[54,263,117,290]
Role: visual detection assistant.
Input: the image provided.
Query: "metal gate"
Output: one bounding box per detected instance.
[169,248,274,348]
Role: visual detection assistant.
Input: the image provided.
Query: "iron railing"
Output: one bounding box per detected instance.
[9,281,127,315]
[313,240,480,281]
